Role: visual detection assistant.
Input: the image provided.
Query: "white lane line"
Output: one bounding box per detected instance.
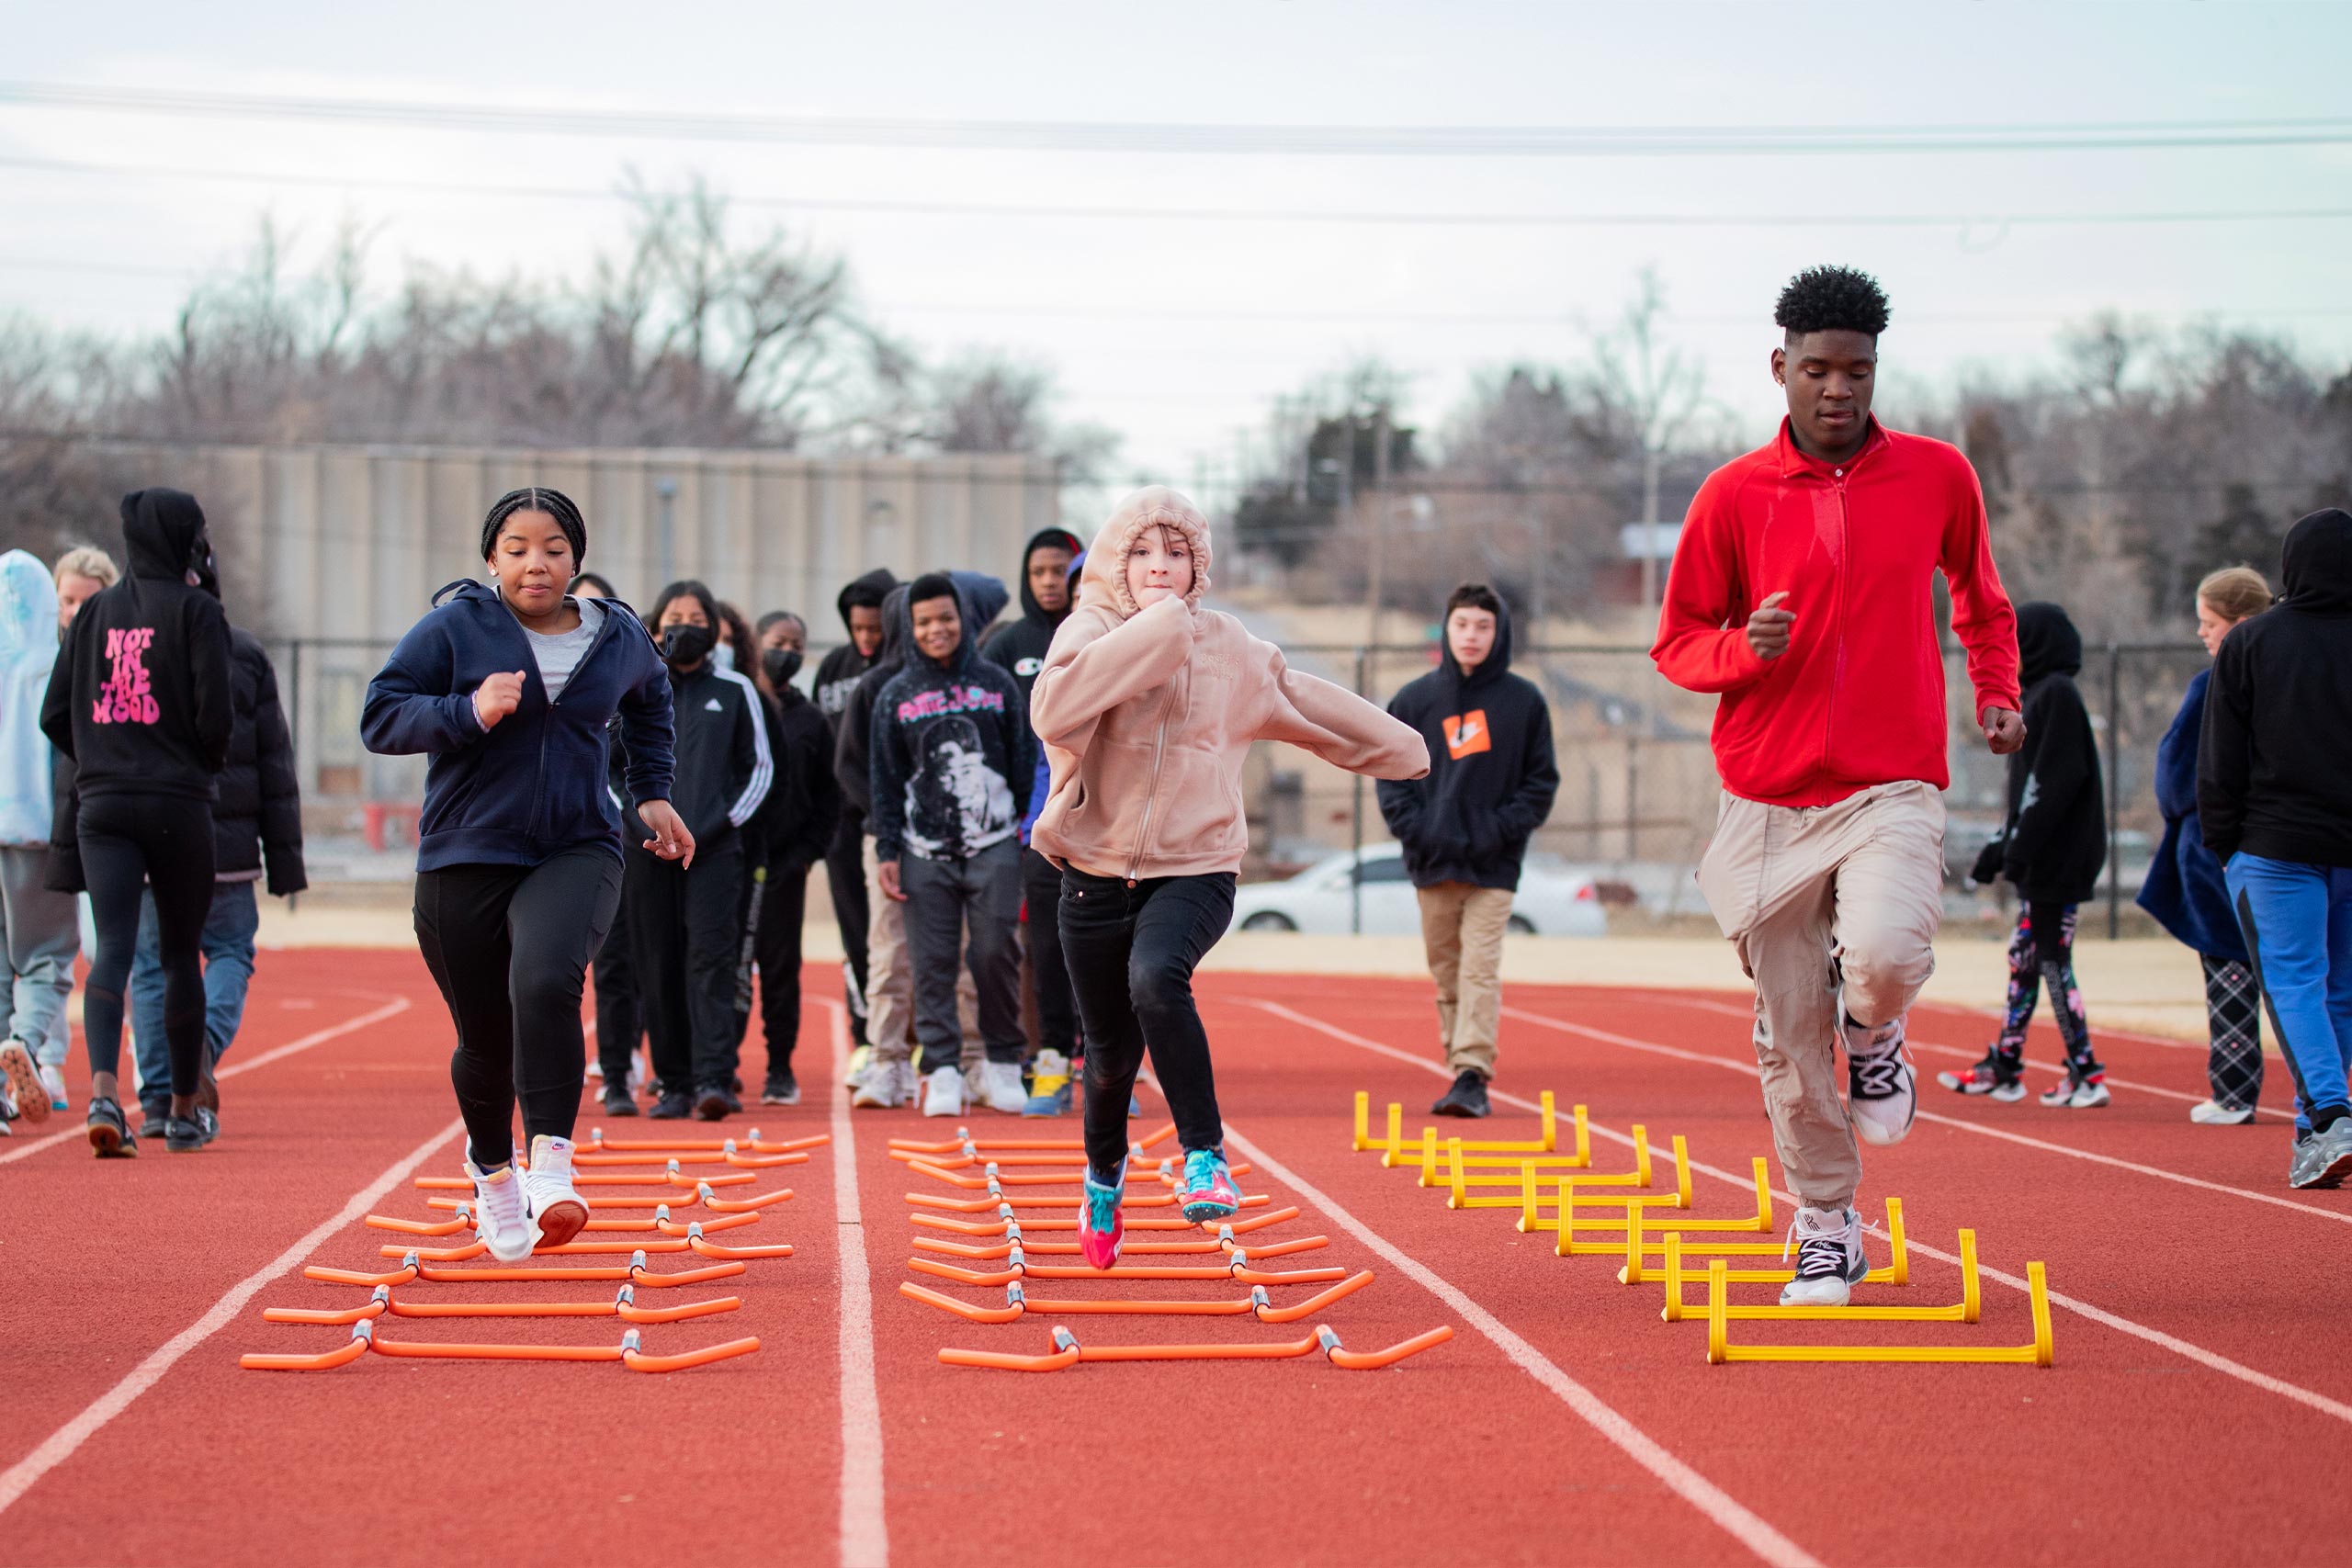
[0,992,414,1168]
[1236,997,2352,1429]
[217,994,413,1080]
[1494,1004,2352,1227]
[0,1114,467,1515]
[1215,1118,1823,1568]
[1647,989,2296,1122]
[825,998,888,1568]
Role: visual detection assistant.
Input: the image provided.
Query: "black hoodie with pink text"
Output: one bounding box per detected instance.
[40,487,233,804]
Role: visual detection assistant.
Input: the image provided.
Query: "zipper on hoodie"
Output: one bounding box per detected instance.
[1125,680,1181,886]
[1823,464,1852,785]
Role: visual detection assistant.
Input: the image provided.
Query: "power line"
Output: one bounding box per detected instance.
[3,151,2347,231]
[2,82,2349,156]
[5,254,2348,334]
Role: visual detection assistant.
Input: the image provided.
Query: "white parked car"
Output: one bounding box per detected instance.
[1228,843,1607,938]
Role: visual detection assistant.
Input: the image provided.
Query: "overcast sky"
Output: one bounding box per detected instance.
[5,2,2347,503]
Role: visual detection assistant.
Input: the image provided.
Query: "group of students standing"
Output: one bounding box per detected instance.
[0,494,308,1154]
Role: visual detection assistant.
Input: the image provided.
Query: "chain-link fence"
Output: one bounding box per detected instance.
[272,632,2210,938]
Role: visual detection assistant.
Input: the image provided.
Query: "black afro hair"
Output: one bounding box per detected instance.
[1774,265,1891,338]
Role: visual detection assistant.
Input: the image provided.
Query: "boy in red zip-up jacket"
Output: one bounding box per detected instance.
[1653,266,2024,1306]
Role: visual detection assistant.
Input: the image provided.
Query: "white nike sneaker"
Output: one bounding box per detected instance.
[1779,1204,1868,1306]
[922,1066,966,1118]
[467,1152,536,1263]
[978,1061,1028,1115]
[2189,1099,2256,1125]
[1839,1006,1916,1146]
[852,1058,911,1110]
[1,1041,50,1127]
[522,1134,590,1248]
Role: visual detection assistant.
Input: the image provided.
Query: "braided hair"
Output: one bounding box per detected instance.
[481,487,588,566]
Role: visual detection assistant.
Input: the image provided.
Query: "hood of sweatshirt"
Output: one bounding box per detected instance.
[0,549,58,664]
[2279,507,2352,616]
[1441,589,1516,693]
[0,551,59,840]
[1075,487,1212,621]
[834,567,899,635]
[2014,600,2084,686]
[1014,526,1084,627]
[120,487,210,583]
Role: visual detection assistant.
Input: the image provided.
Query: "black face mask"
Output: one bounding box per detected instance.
[660,623,714,668]
[185,528,221,601]
[762,648,803,687]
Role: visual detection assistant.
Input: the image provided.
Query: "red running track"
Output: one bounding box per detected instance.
[2,945,2346,1566]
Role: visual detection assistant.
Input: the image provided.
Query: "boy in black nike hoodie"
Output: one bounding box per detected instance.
[1377,583,1557,1118]
[1941,600,2109,1109]
[981,526,1085,1101]
[40,488,233,1156]
[874,573,1034,1118]
[615,580,770,1120]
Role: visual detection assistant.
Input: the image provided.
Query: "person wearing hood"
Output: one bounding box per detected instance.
[1032,488,1427,1263]
[1939,601,2108,1109]
[2200,506,2352,1190]
[1378,583,1558,1119]
[39,489,233,1158]
[737,611,838,1107]
[815,567,898,1050]
[612,581,770,1122]
[0,553,78,1134]
[126,612,308,1141]
[982,526,1089,1115]
[869,572,1028,1117]
[2139,566,2274,1125]
[363,487,688,1261]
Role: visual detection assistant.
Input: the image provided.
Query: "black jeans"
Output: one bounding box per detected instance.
[754,858,810,1076]
[592,897,640,1086]
[1023,845,1082,1063]
[626,840,745,1095]
[901,839,1025,1076]
[1057,866,1238,1178]
[80,793,215,1096]
[414,845,622,1168]
[825,816,871,1044]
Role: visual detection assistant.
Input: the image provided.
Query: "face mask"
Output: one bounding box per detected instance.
[763,648,803,687]
[660,623,714,668]
[712,641,735,673]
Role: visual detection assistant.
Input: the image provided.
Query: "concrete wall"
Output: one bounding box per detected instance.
[54,441,1058,808]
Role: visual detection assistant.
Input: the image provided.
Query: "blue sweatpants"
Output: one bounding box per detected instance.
[2225,854,2352,1136]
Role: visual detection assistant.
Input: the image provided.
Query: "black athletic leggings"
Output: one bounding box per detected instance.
[80,793,216,1097]
[414,845,622,1168]
[1058,866,1238,1179]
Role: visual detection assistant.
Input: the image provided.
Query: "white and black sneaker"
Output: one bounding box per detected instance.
[2039,1071,2110,1110]
[1780,1204,1869,1306]
[1936,1050,2026,1103]
[1839,1006,1917,1146]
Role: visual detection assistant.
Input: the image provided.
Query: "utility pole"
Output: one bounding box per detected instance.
[1364,407,1391,651]
[656,476,679,586]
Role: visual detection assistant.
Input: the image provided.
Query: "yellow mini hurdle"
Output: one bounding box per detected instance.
[1703,1256,2055,1366]
[1446,1132,1658,1208]
[1632,1197,1910,1294]
[1356,1091,1585,1164]
[1545,1159,1775,1253]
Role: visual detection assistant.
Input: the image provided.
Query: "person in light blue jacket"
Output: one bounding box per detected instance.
[2138,565,2273,1125]
[0,551,79,1131]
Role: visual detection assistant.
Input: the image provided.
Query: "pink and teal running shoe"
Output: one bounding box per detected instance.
[1177,1147,1241,1224]
[1078,1161,1125,1269]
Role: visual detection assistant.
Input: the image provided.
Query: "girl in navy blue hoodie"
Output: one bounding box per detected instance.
[364,489,688,1262]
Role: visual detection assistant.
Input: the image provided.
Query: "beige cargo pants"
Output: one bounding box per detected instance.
[1693,780,1946,1212]
[1416,882,1516,1078]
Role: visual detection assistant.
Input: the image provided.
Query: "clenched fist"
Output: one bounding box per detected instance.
[1745,592,1794,660]
[472,670,526,731]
